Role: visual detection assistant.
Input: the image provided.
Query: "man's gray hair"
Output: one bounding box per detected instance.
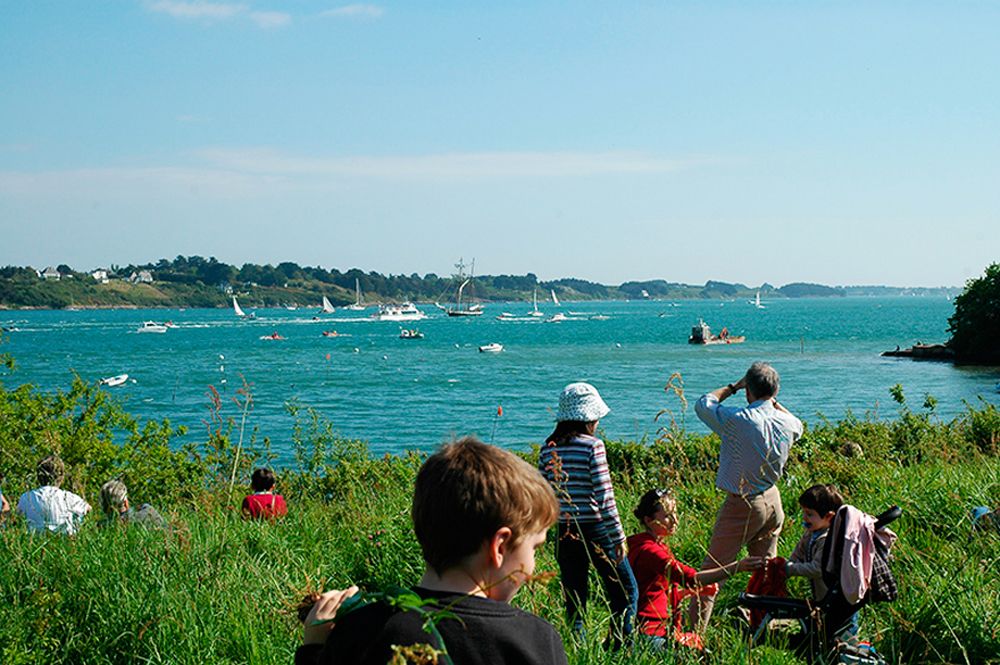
[745,362,780,399]
[100,479,129,517]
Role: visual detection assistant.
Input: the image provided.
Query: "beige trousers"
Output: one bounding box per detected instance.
[688,484,784,632]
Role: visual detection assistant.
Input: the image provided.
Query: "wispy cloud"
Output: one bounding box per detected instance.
[196,148,709,179]
[0,149,714,201]
[320,4,385,19]
[249,10,291,28]
[147,1,247,21]
[146,1,290,28]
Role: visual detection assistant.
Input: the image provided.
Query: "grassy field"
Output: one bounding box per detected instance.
[1,367,998,664]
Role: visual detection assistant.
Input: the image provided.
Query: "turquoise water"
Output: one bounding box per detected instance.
[3,297,999,462]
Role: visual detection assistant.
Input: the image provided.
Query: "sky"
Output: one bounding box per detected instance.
[1,1,997,287]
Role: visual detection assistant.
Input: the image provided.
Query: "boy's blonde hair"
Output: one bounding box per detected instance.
[412,436,558,575]
[100,480,129,517]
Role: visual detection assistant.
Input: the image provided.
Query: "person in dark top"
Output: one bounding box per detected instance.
[296,436,569,665]
[241,467,287,520]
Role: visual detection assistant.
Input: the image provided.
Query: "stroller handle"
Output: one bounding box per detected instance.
[874,505,902,530]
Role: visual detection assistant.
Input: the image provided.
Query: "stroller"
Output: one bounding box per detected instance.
[738,504,901,664]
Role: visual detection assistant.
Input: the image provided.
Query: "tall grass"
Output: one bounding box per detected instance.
[1,372,998,664]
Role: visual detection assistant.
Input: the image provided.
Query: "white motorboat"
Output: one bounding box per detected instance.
[478,343,503,353]
[548,313,567,322]
[137,321,167,334]
[100,374,129,387]
[374,302,427,322]
[345,278,366,311]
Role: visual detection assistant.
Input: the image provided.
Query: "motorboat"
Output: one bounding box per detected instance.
[496,312,516,321]
[100,374,129,387]
[688,319,745,345]
[322,330,340,338]
[548,313,567,322]
[399,328,425,339]
[374,302,427,322]
[137,321,167,334]
[478,343,503,353]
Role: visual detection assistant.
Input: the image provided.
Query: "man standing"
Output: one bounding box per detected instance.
[688,362,803,632]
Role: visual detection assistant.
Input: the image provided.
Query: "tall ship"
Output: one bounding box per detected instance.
[438,258,484,317]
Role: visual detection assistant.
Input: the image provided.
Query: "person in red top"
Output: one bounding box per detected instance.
[242,468,288,520]
[627,489,762,650]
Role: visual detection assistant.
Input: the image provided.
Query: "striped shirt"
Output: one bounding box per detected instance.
[695,395,803,496]
[538,433,626,546]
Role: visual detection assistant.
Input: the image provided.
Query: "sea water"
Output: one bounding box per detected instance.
[3,297,998,462]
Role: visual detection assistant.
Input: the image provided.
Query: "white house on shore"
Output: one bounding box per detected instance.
[129,270,154,284]
[38,266,61,280]
[91,269,109,284]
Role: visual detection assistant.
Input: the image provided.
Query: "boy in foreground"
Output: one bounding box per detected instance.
[296,436,569,665]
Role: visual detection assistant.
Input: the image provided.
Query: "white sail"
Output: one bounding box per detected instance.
[346,279,365,310]
[321,295,336,314]
[551,289,560,306]
[755,291,761,308]
[529,287,543,317]
[233,296,246,318]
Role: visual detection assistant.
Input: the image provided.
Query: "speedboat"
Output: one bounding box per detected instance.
[478,343,503,353]
[100,374,129,387]
[400,329,425,339]
[137,321,167,334]
[548,313,567,322]
[374,302,427,322]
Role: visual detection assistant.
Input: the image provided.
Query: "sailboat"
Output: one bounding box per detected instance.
[749,290,765,309]
[551,289,560,306]
[233,296,255,320]
[345,278,366,311]
[442,259,484,317]
[528,288,544,317]
[320,295,336,314]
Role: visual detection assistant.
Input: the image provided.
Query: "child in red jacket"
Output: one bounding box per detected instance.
[627,489,762,650]
[242,468,288,520]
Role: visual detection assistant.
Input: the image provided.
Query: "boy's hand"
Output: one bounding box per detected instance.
[302,585,359,645]
[737,556,765,572]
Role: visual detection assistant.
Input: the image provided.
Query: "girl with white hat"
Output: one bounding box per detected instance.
[537,382,638,649]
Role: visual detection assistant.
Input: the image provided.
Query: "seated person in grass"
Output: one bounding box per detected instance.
[16,454,90,535]
[99,480,167,528]
[242,467,288,520]
[784,484,844,601]
[296,436,569,665]
[628,489,763,650]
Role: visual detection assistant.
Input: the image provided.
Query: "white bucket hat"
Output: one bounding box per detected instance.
[557,382,610,422]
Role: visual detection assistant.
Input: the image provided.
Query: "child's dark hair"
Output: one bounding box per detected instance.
[798,484,844,516]
[37,454,65,487]
[633,488,677,522]
[251,468,276,492]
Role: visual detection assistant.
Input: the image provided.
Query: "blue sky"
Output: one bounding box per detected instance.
[1,1,997,287]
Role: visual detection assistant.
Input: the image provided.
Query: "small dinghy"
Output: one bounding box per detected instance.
[478,343,503,353]
[100,374,129,387]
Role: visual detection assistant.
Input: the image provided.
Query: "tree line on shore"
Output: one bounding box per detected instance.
[0,255,960,311]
